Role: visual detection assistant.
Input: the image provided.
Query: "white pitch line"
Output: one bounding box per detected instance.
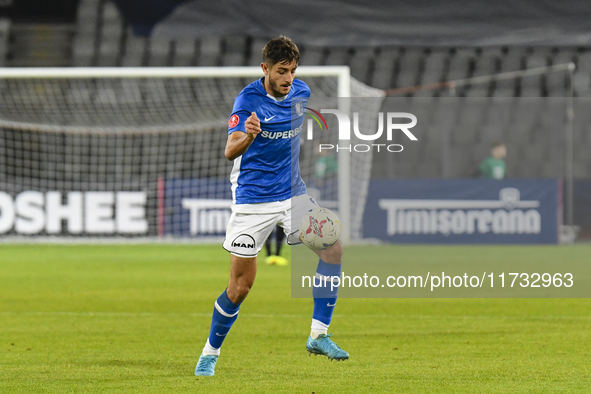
[0,311,589,320]
[0,311,307,318]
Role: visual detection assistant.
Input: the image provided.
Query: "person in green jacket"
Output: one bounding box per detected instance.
[479,142,507,180]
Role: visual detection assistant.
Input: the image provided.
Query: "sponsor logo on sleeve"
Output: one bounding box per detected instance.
[229,114,240,128]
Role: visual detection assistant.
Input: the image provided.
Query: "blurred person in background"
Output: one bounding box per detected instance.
[264,225,288,266]
[479,142,506,180]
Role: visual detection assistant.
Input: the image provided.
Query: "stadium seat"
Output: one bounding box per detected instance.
[72,0,99,65]
[349,47,377,85]
[370,48,399,90]
[420,49,448,84]
[121,27,147,66]
[299,45,326,66]
[248,37,271,66]
[221,36,248,67]
[196,37,222,66]
[172,38,196,67]
[98,28,122,66]
[547,50,574,95]
[76,0,100,32]
[445,48,475,82]
[413,50,448,97]
[491,86,515,97]
[97,39,120,66]
[74,3,98,38]
[72,36,95,66]
[101,0,120,22]
[501,48,525,72]
[0,19,9,67]
[324,47,350,66]
[394,47,424,89]
[97,2,124,66]
[525,48,550,69]
[521,48,552,96]
[148,36,171,66]
[61,0,591,180]
[466,84,490,97]
[491,48,524,96]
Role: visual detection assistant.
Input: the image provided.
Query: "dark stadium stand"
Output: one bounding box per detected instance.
[0,18,9,66]
[1,0,590,181]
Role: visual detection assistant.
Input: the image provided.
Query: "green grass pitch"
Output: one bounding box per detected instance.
[0,244,590,393]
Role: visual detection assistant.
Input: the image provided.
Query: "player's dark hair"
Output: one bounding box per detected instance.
[491,141,506,149]
[262,36,300,66]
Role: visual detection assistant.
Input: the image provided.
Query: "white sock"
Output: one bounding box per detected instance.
[202,339,220,356]
[310,319,329,339]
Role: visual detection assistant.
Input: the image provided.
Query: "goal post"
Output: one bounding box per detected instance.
[0,66,381,242]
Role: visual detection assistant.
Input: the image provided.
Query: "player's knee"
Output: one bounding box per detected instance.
[237,282,252,298]
[231,279,252,302]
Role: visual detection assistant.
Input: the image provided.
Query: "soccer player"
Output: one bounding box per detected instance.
[264,225,288,266]
[479,142,507,180]
[195,36,348,376]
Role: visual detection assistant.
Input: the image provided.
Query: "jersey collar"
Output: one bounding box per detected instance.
[258,77,290,102]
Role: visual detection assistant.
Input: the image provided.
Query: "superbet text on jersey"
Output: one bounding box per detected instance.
[227,77,310,205]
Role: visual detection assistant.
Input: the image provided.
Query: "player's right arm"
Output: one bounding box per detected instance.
[225,112,261,161]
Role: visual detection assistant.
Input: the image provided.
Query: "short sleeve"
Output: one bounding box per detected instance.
[228,93,252,135]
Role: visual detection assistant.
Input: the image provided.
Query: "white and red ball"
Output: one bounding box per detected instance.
[298,207,341,251]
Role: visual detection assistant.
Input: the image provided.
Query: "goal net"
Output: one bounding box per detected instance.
[0,67,384,241]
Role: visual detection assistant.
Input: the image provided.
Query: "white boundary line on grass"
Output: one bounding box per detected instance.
[0,236,225,244]
[1,311,589,320]
[0,236,381,245]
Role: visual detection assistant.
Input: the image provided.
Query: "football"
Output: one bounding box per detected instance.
[298,207,341,251]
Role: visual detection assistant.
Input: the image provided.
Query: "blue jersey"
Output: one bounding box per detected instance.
[228,78,309,204]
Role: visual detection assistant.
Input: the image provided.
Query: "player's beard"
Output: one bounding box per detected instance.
[268,76,291,97]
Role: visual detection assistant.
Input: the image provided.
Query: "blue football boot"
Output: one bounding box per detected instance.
[195,354,218,376]
[306,334,349,361]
